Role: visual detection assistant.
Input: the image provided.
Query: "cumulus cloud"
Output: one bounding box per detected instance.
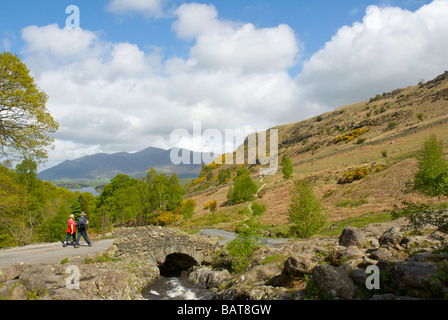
[20,1,448,170]
[173,3,300,73]
[297,0,448,108]
[22,4,302,168]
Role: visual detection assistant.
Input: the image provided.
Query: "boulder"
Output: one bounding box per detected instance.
[391,261,443,298]
[339,246,363,259]
[311,264,356,300]
[369,247,393,261]
[283,254,317,277]
[379,227,403,247]
[188,267,232,289]
[339,227,366,248]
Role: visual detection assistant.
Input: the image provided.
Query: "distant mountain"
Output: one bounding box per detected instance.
[38,147,217,181]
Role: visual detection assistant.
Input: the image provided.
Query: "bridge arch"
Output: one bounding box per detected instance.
[111,226,222,276]
[158,253,199,277]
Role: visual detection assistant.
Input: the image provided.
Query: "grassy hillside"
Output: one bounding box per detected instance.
[176,71,448,235]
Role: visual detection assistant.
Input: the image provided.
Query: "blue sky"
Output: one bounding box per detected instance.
[1,0,433,68]
[1,0,446,169]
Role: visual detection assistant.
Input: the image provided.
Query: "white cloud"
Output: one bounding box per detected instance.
[297,0,448,108]
[173,3,300,73]
[19,1,448,170]
[106,0,167,17]
[21,4,303,168]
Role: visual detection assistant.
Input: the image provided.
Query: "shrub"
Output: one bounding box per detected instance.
[288,179,326,238]
[338,167,369,184]
[387,122,398,130]
[227,203,264,273]
[155,211,181,226]
[204,200,218,213]
[333,128,369,144]
[181,199,196,220]
[281,155,293,180]
[413,134,448,198]
[251,202,267,216]
[227,173,258,204]
[417,113,424,121]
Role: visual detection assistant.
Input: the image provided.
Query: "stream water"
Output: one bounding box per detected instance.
[142,276,215,300]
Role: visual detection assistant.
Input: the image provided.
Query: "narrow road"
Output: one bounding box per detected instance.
[200,229,292,248]
[0,239,116,269]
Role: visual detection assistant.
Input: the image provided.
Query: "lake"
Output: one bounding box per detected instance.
[68,187,101,197]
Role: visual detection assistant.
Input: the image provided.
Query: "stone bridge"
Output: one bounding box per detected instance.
[110,226,224,276]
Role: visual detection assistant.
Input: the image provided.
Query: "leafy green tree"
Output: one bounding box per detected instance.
[0,52,59,162]
[227,171,258,204]
[392,135,448,237]
[288,179,326,238]
[281,155,293,180]
[167,173,184,211]
[0,163,30,247]
[78,192,96,216]
[181,199,196,221]
[227,202,265,273]
[96,174,150,226]
[413,134,448,198]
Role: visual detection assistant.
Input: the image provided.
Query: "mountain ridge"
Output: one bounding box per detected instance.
[38,146,216,181]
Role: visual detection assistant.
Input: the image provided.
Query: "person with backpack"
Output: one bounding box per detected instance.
[63,214,76,247]
[74,212,93,248]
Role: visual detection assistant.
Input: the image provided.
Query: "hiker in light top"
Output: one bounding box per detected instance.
[74,212,93,248]
[63,214,76,247]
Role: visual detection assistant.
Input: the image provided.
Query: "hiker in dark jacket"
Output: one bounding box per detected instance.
[74,212,93,248]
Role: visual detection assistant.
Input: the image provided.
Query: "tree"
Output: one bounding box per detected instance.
[288,179,326,238]
[0,52,59,162]
[413,134,448,198]
[227,202,266,273]
[227,171,258,204]
[391,135,448,237]
[281,155,293,180]
[181,199,196,221]
[166,173,184,211]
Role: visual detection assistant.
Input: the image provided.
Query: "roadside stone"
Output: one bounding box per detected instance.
[392,261,443,298]
[340,246,363,259]
[311,264,356,300]
[339,227,366,248]
[379,227,403,247]
[283,254,317,277]
[188,267,232,289]
[369,247,393,261]
[0,262,25,282]
[0,284,10,298]
[351,268,367,287]
[10,284,27,300]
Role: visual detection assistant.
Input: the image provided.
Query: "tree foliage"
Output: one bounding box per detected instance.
[227,171,258,204]
[288,179,326,238]
[227,201,265,273]
[0,52,59,162]
[0,161,187,248]
[281,155,293,180]
[392,135,448,237]
[413,134,448,197]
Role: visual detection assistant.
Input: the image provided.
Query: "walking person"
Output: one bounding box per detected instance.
[63,214,77,247]
[74,212,93,248]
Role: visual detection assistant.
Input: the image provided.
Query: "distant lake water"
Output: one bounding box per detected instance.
[68,187,101,197]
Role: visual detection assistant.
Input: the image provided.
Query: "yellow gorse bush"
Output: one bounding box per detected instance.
[333,128,370,144]
[339,167,369,184]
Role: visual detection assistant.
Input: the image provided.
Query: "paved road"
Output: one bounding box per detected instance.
[0,229,290,269]
[0,239,116,269]
[200,229,292,248]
